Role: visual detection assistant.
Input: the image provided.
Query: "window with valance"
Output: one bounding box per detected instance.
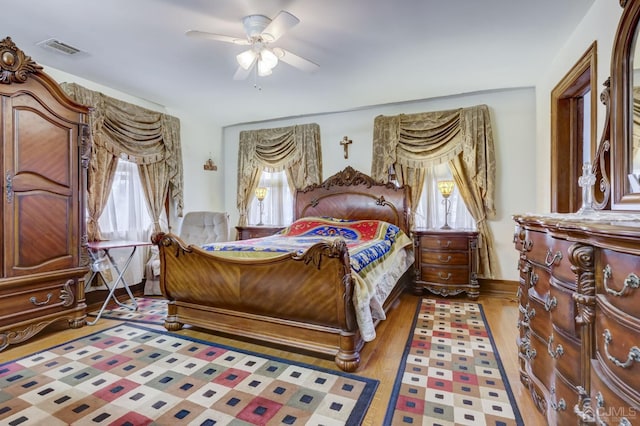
[371,104,497,278]
[236,123,322,226]
[60,82,184,242]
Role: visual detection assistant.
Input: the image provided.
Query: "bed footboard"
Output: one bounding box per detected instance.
[152,232,370,371]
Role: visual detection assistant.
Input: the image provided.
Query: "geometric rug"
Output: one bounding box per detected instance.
[0,323,378,425]
[383,299,524,426]
[87,297,167,325]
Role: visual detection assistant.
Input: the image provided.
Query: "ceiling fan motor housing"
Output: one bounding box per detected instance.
[243,15,272,40]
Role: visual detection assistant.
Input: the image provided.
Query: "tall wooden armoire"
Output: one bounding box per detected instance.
[0,37,90,350]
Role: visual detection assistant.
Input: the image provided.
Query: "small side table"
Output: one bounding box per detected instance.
[86,240,151,325]
[236,225,285,240]
[412,229,479,300]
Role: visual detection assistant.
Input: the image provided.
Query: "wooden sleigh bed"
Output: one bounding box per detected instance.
[151,166,413,371]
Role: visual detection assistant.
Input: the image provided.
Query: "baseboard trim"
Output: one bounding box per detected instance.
[479,278,518,300]
[85,282,144,312]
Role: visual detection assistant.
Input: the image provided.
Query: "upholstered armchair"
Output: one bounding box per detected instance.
[144,211,230,295]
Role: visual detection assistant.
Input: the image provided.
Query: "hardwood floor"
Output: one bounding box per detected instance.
[1,292,544,425]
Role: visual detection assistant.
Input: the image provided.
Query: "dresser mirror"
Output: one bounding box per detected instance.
[605,0,640,209]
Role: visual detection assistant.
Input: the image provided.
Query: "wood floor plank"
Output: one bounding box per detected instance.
[0,292,544,425]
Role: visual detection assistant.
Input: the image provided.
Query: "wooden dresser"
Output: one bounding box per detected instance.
[0,38,90,351]
[514,213,640,425]
[412,229,479,300]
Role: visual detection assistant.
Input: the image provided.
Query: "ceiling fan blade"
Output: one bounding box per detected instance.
[262,11,299,42]
[185,30,250,45]
[233,64,252,80]
[273,48,319,73]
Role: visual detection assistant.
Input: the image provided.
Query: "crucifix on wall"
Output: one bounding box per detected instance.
[340,136,352,159]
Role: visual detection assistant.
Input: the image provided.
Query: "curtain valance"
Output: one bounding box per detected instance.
[61,82,184,240]
[236,123,322,226]
[371,104,497,278]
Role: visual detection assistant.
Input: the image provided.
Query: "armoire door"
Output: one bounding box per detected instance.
[2,87,81,277]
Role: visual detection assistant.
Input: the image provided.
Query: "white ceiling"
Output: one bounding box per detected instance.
[2,0,594,126]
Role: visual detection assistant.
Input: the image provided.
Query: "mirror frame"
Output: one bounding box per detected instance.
[610,0,640,209]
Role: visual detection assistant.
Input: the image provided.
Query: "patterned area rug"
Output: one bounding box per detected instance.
[88,297,167,325]
[384,299,524,425]
[0,323,378,425]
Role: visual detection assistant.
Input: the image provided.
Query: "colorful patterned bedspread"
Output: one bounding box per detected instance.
[202,217,408,273]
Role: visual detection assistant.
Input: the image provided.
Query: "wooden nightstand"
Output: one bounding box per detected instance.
[412,229,479,300]
[235,225,285,240]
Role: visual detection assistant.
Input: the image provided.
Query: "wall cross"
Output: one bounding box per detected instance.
[340,136,352,159]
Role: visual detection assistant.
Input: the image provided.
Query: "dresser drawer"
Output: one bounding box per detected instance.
[420,250,468,265]
[550,328,581,386]
[549,371,578,426]
[590,361,639,425]
[549,237,575,286]
[0,278,78,325]
[549,280,577,336]
[528,332,554,394]
[529,265,550,302]
[527,295,552,342]
[525,229,551,266]
[594,298,640,397]
[597,249,640,318]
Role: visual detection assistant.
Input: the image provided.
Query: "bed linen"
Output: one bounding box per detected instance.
[202,217,414,341]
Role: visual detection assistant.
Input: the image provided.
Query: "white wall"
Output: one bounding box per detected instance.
[44,66,225,233]
[223,87,537,281]
[42,0,622,283]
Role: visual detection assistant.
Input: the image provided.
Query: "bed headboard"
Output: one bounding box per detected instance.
[294,166,411,234]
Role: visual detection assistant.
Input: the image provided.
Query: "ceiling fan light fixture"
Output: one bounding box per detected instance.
[236,49,257,70]
[257,59,274,76]
[260,49,278,69]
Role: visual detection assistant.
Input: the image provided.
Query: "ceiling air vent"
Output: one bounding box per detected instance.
[36,38,83,56]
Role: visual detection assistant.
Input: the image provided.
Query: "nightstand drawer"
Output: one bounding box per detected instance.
[236,226,285,240]
[421,251,468,265]
[419,266,470,284]
[420,236,469,251]
[412,229,479,300]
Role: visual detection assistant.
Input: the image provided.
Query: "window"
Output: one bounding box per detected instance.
[248,170,293,226]
[414,163,475,229]
[97,159,154,284]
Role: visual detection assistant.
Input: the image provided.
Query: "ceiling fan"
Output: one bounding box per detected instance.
[186,10,319,80]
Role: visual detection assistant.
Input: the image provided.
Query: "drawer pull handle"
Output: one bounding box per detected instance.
[530,271,539,287]
[437,239,451,248]
[574,386,596,423]
[603,329,640,369]
[603,264,639,297]
[544,296,557,312]
[550,387,566,411]
[547,334,564,358]
[30,293,53,306]
[524,347,537,360]
[438,272,452,280]
[519,303,536,322]
[438,255,452,263]
[593,392,632,426]
[545,249,562,266]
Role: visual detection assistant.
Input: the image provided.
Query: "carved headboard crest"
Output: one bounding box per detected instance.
[302,165,399,192]
[0,37,42,84]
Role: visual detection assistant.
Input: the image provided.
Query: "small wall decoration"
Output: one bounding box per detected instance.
[340,136,352,159]
[204,156,217,171]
